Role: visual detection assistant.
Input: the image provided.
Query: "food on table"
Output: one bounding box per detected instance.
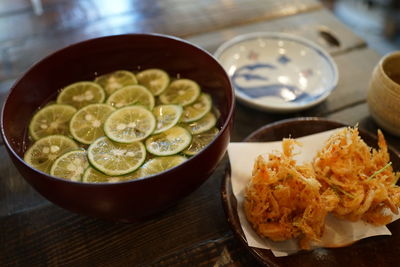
[82,166,141,183]
[95,70,137,96]
[23,69,219,182]
[88,136,146,176]
[139,156,187,177]
[106,85,155,110]
[183,127,219,156]
[104,106,156,143]
[69,104,115,144]
[313,127,400,225]
[152,104,183,134]
[244,139,338,249]
[184,112,217,135]
[145,126,192,156]
[181,93,212,123]
[244,127,400,249]
[29,104,77,140]
[57,81,105,109]
[24,135,79,174]
[136,68,170,96]
[159,79,200,106]
[50,150,88,181]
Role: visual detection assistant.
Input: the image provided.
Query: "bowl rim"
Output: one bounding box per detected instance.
[378,50,400,90]
[213,31,339,113]
[1,33,235,186]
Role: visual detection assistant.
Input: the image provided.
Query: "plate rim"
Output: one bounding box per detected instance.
[214,32,339,113]
[221,117,400,266]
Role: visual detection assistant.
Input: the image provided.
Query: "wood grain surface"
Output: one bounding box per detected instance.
[1,0,396,266]
[187,9,365,56]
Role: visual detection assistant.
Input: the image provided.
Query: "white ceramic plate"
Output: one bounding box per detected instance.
[214,32,338,113]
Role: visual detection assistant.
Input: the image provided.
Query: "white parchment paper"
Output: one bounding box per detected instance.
[227,128,399,257]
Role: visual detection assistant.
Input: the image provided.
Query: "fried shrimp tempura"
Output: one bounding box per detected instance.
[313,127,400,225]
[244,139,338,249]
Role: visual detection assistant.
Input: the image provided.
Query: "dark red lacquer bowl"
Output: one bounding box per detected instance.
[1,34,235,222]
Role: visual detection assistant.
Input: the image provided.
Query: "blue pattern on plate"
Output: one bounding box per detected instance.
[216,33,338,109]
[232,63,312,102]
[277,55,291,64]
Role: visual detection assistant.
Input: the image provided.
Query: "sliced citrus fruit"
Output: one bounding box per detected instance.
[29,104,77,141]
[82,166,141,183]
[95,70,137,96]
[88,136,146,176]
[57,81,105,109]
[23,135,79,174]
[104,106,156,143]
[106,85,155,110]
[50,150,88,181]
[184,112,217,135]
[153,104,183,134]
[138,155,187,177]
[145,126,191,156]
[69,104,115,145]
[183,127,219,156]
[159,79,200,106]
[136,68,170,96]
[181,93,212,123]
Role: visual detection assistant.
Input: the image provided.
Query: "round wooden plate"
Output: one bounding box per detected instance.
[221,117,400,267]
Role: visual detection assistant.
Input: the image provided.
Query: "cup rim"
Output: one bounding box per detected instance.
[378,51,400,90]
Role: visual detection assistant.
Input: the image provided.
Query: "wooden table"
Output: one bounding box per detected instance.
[1,0,398,266]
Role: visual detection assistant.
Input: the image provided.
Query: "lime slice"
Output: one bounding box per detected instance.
[184,112,217,135]
[106,85,155,110]
[104,106,156,143]
[29,104,77,141]
[159,79,200,106]
[139,155,187,177]
[95,70,137,96]
[82,166,141,183]
[145,126,192,156]
[181,93,212,123]
[153,104,183,134]
[50,150,88,181]
[183,127,219,156]
[137,68,170,96]
[57,81,106,109]
[24,135,79,174]
[69,104,115,145]
[88,136,146,176]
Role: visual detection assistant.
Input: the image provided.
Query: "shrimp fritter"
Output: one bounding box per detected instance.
[313,127,400,225]
[244,139,338,249]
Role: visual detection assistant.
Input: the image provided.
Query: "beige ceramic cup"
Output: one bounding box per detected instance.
[367,51,400,136]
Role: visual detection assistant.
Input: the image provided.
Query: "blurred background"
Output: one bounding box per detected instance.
[322,0,400,54]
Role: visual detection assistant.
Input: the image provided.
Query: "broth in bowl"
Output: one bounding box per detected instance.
[23,68,221,182]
